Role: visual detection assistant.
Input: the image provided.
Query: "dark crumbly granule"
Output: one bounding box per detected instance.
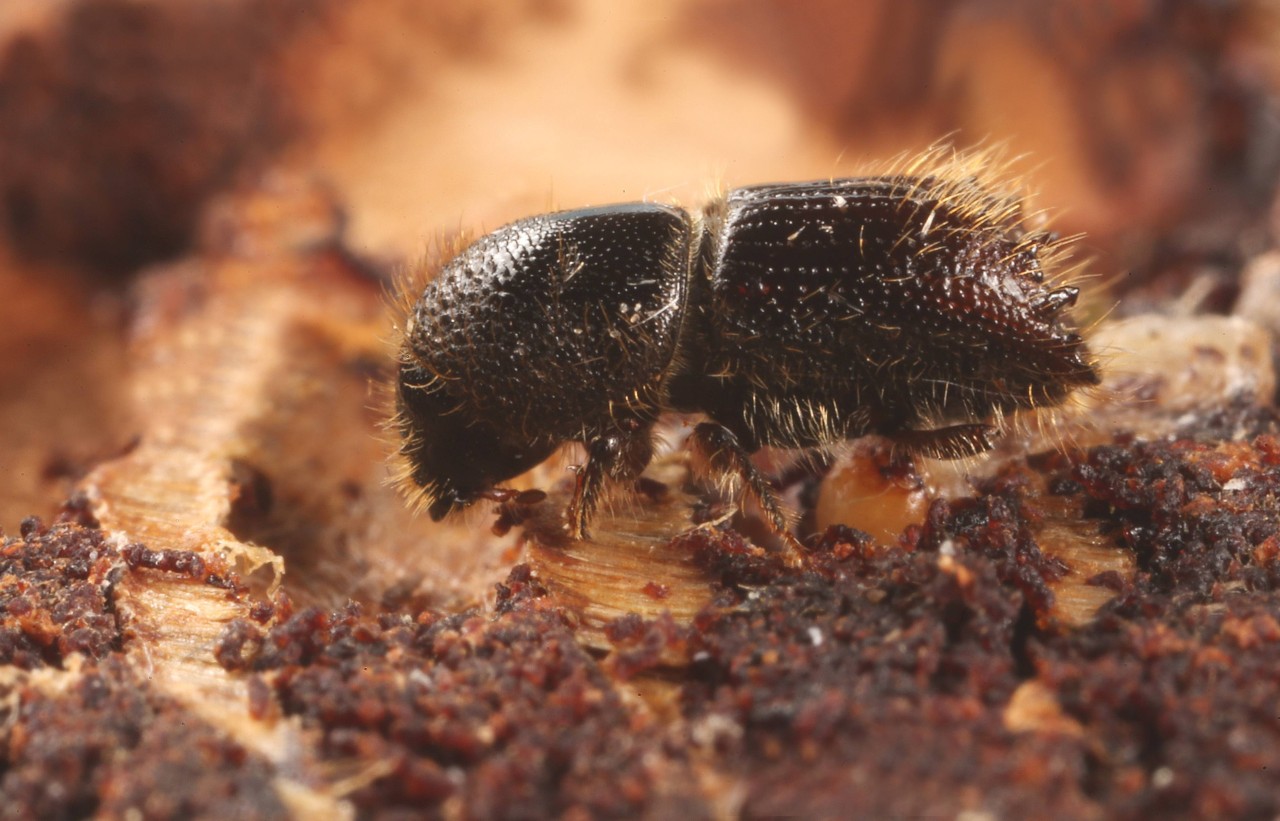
[1,519,288,817]
[672,491,1091,818]
[0,655,286,820]
[1,515,251,671]
[120,542,241,590]
[1075,409,1280,599]
[193,408,1280,817]
[661,410,1280,818]
[0,517,124,669]
[1042,412,1280,817]
[13,417,1280,817]
[1035,599,1280,819]
[216,589,706,819]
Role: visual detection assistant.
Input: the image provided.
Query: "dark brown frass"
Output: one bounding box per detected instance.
[395,176,1099,552]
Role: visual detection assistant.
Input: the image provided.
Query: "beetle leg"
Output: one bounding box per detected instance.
[889,423,996,459]
[566,427,653,540]
[689,422,805,567]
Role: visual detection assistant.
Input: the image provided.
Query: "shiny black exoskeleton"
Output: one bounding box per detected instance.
[395,175,1100,543]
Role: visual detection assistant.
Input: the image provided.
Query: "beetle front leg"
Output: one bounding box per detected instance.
[566,426,654,540]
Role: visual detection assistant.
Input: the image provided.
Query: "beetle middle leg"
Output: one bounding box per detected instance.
[688,421,805,567]
[566,424,654,540]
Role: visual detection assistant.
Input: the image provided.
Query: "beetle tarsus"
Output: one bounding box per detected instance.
[690,421,799,561]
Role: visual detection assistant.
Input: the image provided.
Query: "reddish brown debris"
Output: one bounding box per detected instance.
[169,405,1280,817]
[1,656,286,819]
[658,406,1280,818]
[215,593,708,819]
[0,517,123,669]
[18,410,1280,818]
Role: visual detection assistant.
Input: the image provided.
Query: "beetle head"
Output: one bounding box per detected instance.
[394,362,557,520]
